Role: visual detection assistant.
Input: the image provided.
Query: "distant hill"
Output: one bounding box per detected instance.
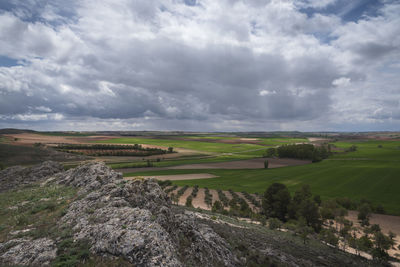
[0,128,36,134]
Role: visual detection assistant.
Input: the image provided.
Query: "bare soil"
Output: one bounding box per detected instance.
[178,187,193,206]
[168,157,311,170]
[5,133,119,145]
[346,210,400,258]
[125,173,218,181]
[191,188,211,210]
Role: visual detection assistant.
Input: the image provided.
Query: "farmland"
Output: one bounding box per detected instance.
[2,131,399,215]
[125,139,400,215]
[1,130,400,263]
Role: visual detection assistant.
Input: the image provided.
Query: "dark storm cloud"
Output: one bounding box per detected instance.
[0,0,399,131]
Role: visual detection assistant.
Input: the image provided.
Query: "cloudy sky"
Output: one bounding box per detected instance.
[0,0,399,131]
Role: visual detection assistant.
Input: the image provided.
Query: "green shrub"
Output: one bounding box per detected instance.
[268,218,282,230]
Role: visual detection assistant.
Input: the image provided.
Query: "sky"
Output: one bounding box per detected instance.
[0,0,399,132]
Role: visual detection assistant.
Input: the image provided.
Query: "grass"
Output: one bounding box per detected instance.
[109,154,257,169]
[96,136,307,156]
[331,140,400,161]
[97,137,267,156]
[0,184,77,242]
[126,159,400,215]
[257,137,309,145]
[0,143,54,166]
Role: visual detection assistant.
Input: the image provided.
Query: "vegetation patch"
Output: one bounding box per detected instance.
[56,143,171,156]
[0,184,77,242]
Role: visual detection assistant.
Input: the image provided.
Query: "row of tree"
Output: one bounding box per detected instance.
[57,143,172,152]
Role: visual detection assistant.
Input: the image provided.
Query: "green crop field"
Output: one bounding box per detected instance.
[331,140,400,161]
[96,136,308,155]
[125,140,400,215]
[257,137,310,145]
[127,160,400,215]
[97,137,266,155]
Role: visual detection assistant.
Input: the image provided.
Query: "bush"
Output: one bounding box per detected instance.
[185,196,193,207]
[191,185,199,198]
[217,190,229,207]
[319,228,338,247]
[165,185,177,194]
[212,200,224,213]
[358,203,372,226]
[157,180,172,188]
[268,218,282,230]
[204,187,212,207]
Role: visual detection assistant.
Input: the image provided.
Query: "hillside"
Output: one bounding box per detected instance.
[0,162,384,266]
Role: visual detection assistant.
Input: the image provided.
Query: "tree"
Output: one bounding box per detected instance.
[372,231,392,262]
[264,148,276,158]
[288,185,322,232]
[319,228,339,248]
[388,231,396,249]
[358,203,372,226]
[185,196,193,207]
[168,147,174,153]
[296,218,313,245]
[268,218,282,230]
[298,198,322,232]
[264,160,269,169]
[212,200,223,213]
[313,195,321,206]
[262,183,291,222]
[358,235,373,252]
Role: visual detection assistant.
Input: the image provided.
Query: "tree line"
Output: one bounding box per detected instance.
[56,143,174,156]
[264,144,330,162]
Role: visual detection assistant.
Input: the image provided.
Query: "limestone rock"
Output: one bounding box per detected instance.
[0,161,64,192]
[0,238,57,266]
[58,162,238,266]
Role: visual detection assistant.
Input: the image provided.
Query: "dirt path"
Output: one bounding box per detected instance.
[126,173,217,181]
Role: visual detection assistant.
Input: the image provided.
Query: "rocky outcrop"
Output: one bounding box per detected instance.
[0,161,64,192]
[56,162,238,266]
[0,238,57,266]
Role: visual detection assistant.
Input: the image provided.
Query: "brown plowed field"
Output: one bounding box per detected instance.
[168,157,311,169]
[126,173,217,181]
[191,188,210,210]
[120,157,312,174]
[5,133,119,145]
[178,187,193,206]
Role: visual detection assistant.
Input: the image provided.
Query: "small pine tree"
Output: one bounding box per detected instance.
[264,160,269,169]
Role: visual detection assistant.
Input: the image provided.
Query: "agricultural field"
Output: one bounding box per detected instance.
[125,139,400,216]
[2,131,399,216]
[97,136,268,155]
[1,130,400,263]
